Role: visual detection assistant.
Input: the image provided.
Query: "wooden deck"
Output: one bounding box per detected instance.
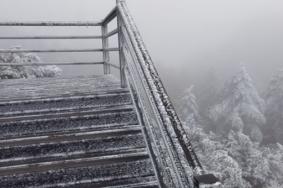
[0,75,121,101]
[0,75,160,188]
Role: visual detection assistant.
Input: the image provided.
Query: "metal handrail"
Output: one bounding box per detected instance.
[0,10,120,77]
[106,28,118,38]
[116,3,195,188]
[118,0,202,166]
[0,21,101,26]
[0,61,104,66]
[0,35,103,40]
[102,7,117,25]
[0,48,118,53]
[115,1,220,187]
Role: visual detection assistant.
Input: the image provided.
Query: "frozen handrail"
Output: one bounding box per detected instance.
[117,0,202,170]
[0,35,102,40]
[102,7,117,25]
[0,12,120,79]
[116,0,220,187]
[0,21,102,26]
[0,61,104,66]
[0,48,119,53]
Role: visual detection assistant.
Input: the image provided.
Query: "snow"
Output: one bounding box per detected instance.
[181,67,283,187]
[209,67,265,142]
[118,2,203,181]
[0,75,120,101]
[264,69,283,144]
[181,85,200,121]
[0,46,61,79]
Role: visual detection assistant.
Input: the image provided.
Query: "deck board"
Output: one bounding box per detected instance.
[0,75,160,187]
[0,75,120,101]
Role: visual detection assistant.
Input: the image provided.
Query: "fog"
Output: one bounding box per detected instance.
[0,0,283,100]
[1,1,283,186]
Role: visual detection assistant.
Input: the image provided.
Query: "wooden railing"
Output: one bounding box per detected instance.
[0,0,219,187]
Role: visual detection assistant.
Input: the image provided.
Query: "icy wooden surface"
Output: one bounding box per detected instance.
[0,75,120,101]
[0,74,159,187]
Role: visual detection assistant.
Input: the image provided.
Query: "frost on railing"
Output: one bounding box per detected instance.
[117,0,221,187]
[116,0,212,187]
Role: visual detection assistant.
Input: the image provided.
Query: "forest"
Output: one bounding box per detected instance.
[180,67,283,187]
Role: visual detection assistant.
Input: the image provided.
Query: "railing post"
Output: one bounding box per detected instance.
[117,12,127,88]
[101,24,110,74]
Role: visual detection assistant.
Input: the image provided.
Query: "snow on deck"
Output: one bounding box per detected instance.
[0,75,120,101]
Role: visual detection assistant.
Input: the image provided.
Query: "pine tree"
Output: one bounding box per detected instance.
[180,85,200,122]
[209,67,265,143]
[180,68,283,187]
[264,69,283,144]
[263,143,283,186]
[195,68,219,116]
[226,131,271,187]
[0,46,61,79]
[184,124,249,187]
[181,86,247,187]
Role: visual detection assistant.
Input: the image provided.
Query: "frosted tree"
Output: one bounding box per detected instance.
[0,47,61,79]
[181,87,247,187]
[263,143,283,186]
[179,82,283,187]
[185,125,283,187]
[180,67,283,187]
[226,131,269,187]
[264,69,283,144]
[180,85,200,122]
[180,85,202,150]
[195,68,219,115]
[226,131,283,187]
[184,122,248,187]
[209,66,266,142]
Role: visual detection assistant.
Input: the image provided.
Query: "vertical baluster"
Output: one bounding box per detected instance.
[117,13,127,88]
[101,24,110,74]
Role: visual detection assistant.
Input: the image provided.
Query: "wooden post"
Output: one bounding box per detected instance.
[101,24,110,74]
[117,12,127,88]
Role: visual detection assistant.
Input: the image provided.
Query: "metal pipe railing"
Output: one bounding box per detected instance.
[0,61,104,66]
[106,62,120,69]
[0,48,118,53]
[102,7,117,25]
[101,23,111,74]
[0,21,101,26]
[0,7,123,86]
[117,0,202,168]
[117,3,192,187]
[0,35,102,40]
[105,28,118,38]
[116,0,219,187]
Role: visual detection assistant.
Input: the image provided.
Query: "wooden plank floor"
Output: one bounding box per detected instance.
[0,75,160,188]
[0,75,121,101]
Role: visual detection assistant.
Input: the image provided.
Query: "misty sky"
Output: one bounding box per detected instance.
[0,0,282,99]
